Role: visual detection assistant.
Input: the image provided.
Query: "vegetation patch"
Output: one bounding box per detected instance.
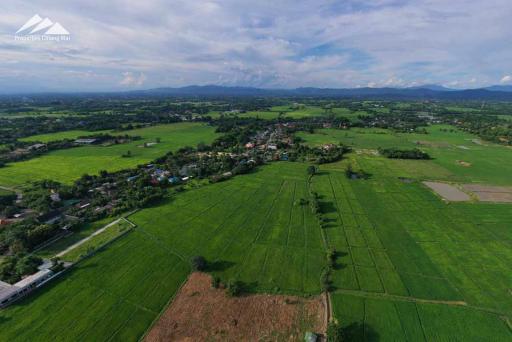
[379,147,430,160]
[59,219,133,263]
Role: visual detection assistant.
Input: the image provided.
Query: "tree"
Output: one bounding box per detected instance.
[307,165,317,175]
[226,280,243,296]
[345,165,353,178]
[191,255,207,271]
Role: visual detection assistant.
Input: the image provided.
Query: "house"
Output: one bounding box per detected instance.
[50,191,61,202]
[74,138,97,145]
[168,176,181,184]
[0,269,53,308]
[0,218,13,226]
[127,175,139,182]
[267,144,278,150]
[304,332,318,342]
[78,203,91,210]
[38,210,62,224]
[27,143,47,151]
[245,142,255,149]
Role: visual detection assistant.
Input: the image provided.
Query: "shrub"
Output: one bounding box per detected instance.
[226,280,243,296]
[211,276,221,288]
[191,255,207,271]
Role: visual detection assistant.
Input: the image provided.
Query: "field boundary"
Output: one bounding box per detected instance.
[56,217,133,258]
[137,271,192,342]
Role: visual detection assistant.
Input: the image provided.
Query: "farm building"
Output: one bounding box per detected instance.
[0,269,53,308]
[74,138,97,144]
[27,143,47,151]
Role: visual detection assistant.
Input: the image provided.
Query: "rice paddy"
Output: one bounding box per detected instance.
[0,123,218,187]
[1,123,511,340]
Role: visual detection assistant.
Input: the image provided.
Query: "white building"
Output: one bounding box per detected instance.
[0,269,53,308]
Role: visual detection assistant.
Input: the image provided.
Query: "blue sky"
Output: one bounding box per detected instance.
[0,0,511,93]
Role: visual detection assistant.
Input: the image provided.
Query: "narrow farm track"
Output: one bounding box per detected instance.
[333,288,512,318]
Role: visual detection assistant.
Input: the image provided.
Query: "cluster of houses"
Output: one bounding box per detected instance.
[243,124,295,161]
[145,164,193,185]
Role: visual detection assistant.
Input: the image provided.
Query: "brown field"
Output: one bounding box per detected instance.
[144,273,326,342]
[462,184,512,203]
[423,181,471,201]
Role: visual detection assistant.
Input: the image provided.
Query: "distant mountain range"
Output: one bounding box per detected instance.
[125,84,512,100]
[4,84,512,100]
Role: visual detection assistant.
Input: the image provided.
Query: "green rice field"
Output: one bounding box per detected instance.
[299,125,512,185]
[0,123,218,187]
[1,160,511,340]
[20,129,115,143]
[214,105,361,120]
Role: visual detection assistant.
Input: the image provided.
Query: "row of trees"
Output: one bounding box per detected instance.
[378,148,431,159]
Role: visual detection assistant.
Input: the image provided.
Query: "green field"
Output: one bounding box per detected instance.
[214,105,361,120]
[299,125,512,185]
[0,188,14,196]
[310,159,512,340]
[1,159,511,340]
[35,216,121,259]
[61,219,133,263]
[0,163,325,340]
[0,123,218,187]
[20,129,114,143]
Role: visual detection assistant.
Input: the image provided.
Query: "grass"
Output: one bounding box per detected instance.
[213,105,360,120]
[310,158,512,339]
[0,188,14,196]
[0,163,325,340]
[1,128,512,340]
[60,219,133,263]
[331,294,512,341]
[299,125,512,185]
[0,232,190,341]
[35,216,119,258]
[0,123,218,187]
[20,129,115,143]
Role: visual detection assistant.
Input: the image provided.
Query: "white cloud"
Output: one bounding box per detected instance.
[120,71,146,86]
[500,75,512,84]
[1,0,512,91]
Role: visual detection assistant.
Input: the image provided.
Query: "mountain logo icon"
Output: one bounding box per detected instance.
[16,14,70,36]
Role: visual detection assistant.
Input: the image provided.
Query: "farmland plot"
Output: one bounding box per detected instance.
[0,163,325,340]
[311,161,512,340]
[0,123,218,187]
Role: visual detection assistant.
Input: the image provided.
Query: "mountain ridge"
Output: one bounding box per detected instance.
[3,84,512,100]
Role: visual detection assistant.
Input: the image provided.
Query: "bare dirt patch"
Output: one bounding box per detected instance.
[456,160,472,167]
[144,273,326,342]
[462,184,512,203]
[423,181,471,201]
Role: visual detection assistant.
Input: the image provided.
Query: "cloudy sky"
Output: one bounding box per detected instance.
[0,0,511,93]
